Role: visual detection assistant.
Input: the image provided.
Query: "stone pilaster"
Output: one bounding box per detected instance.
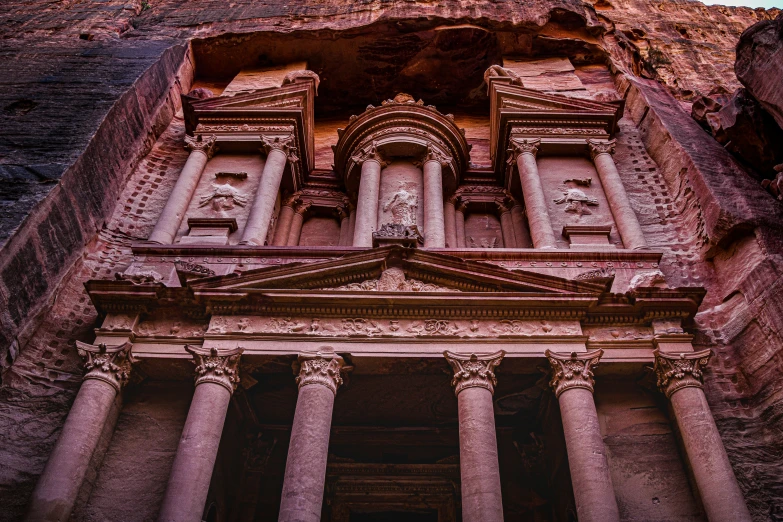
[272,193,299,246]
[507,138,556,249]
[495,196,517,248]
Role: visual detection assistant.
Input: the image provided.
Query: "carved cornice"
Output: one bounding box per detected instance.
[507,138,541,161]
[294,349,351,395]
[444,351,505,396]
[185,134,218,159]
[261,134,298,163]
[186,345,243,393]
[588,139,617,160]
[76,341,136,393]
[653,348,711,398]
[545,349,603,397]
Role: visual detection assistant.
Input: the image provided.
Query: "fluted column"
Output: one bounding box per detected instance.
[26,342,135,522]
[149,135,217,244]
[241,135,296,246]
[337,203,351,246]
[588,139,647,250]
[653,349,752,522]
[508,138,556,249]
[279,350,350,522]
[158,347,242,522]
[455,198,467,248]
[422,145,449,248]
[444,351,505,522]
[511,204,531,248]
[496,198,517,248]
[272,194,298,246]
[352,145,385,247]
[286,201,311,246]
[546,349,620,522]
[444,196,457,248]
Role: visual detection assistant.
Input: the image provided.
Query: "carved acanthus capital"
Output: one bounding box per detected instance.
[507,138,541,162]
[186,345,243,393]
[444,351,505,396]
[421,142,452,167]
[454,196,469,214]
[76,341,136,393]
[495,196,514,214]
[293,200,313,216]
[351,142,388,168]
[294,349,351,395]
[653,349,712,398]
[261,134,298,163]
[588,139,617,160]
[185,134,218,159]
[282,193,300,208]
[546,349,603,398]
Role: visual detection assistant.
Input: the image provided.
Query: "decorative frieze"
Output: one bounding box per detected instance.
[75,341,136,393]
[186,345,243,393]
[444,351,505,395]
[327,267,451,292]
[294,350,350,395]
[653,349,712,398]
[545,349,603,397]
[184,134,218,159]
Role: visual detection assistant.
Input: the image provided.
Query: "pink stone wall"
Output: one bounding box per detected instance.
[299,216,341,247]
[464,213,504,248]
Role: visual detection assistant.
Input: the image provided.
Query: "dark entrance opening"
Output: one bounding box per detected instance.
[350,510,438,522]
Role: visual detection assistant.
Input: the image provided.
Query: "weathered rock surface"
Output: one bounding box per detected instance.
[736,12,783,130]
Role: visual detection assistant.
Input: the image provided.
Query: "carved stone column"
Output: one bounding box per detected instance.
[337,203,352,246]
[444,351,505,522]
[496,198,517,248]
[279,350,350,522]
[511,204,531,248]
[444,195,457,248]
[158,347,242,522]
[347,204,357,244]
[272,194,298,246]
[26,342,135,522]
[352,145,385,247]
[588,139,648,250]
[653,349,752,522]
[508,138,556,249]
[286,200,311,246]
[546,349,620,522]
[241,135,296,246]
[149,135,217,244]
[422,145,448,248]
[455,198,467,248]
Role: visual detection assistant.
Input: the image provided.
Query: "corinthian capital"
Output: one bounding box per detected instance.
[186,345,243,393]
[653,349,711,398]
[422,142,452,167]
[261,134,298,163]
[294,349,351,395]
[185,134,218,159]
[507,138,541,162]
[76,341,136,393]
[444,351,505,395]
[351,142,388,168]
[546,349,603,398]
[587,139,617,160]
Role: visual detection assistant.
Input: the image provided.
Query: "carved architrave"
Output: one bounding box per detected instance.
[294,349,351,396]
[507,138,541,163]
[261,134,298,164]
[653,348,712,398]
[444,350,505,396]
[185,134,218,159]
[186,345,243,393]
[588,138,617,160]
[545,349,603,398]
[75,341,136,393]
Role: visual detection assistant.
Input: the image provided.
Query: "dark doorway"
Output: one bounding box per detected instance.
[350,510,438,522]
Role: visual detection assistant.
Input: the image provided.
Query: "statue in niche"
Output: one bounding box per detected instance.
[199,182,248,212]
[384,188,418,226]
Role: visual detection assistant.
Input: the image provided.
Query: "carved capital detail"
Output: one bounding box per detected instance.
[282,193,300,208]
[186,345,243,393]
[294,349,351,395]
[653,349,711,398]
[421,142,452,167]
[351,142,388,168]
[495,196,514,214]
[588,138,616,160]
[507,138,541,161]
[293,200,313,216]
[76,341,136,393]
[185,134,218,159]
[261,134,298,163]
[444,351,505,396]
[546,349,603,398]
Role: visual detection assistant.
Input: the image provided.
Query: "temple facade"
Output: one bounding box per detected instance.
[22,59,755,522]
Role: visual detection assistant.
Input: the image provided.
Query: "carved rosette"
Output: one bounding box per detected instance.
[587,138,617,160]
[444,351,505,396]
[261,134,298,163]
[185,134,218,159]
[186,345,243,393]
[76,341,136,393]
[294,350,351,396]
[507,138,541,162]
[653,349,712,398]
[546,349,603,398]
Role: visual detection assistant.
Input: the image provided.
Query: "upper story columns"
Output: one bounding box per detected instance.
[507,138,556,249]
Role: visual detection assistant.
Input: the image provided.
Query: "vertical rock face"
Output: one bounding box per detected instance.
[736,13,783,131]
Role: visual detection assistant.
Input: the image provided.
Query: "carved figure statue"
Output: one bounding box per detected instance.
[383,189,418,226]
[199,182,248,212]
[554,188,599,216]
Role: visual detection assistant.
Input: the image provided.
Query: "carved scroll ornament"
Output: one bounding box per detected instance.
[76,341,136,393]
[653,349,712,398]
[546,349,603,398]
[444,350,505,396]
[186,345,243,393]
[294,349,351,395]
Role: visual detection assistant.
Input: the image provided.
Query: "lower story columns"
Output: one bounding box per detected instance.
[445,351,506,522]
[279,350,350,522]
[654,349,752,522]
[157,347,242,522]
[26,342,135,522]
[546,349,620,522]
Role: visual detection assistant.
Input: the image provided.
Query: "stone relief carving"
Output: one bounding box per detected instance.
[574,267,615,282]
[372,223,423,247]
[76,341,136,392]
[327,267,449,292]
[511,126,605,135]
[468,236,499,248]
[653,349,712,398]
[545,349,604,397]
[554,185,599,216]
[484,65,523,85]
[175,261,216,277]
[384,189,419,226]
[186,345,243,393]
[115,269,163,285]
[199,182,249,212]
[281,69,321,91]
[444,350,505,395]
[582,326,654,341]
[629,270,667,290]
[294,349,351,395]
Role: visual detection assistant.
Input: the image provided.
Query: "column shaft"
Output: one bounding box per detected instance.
[338,216,351,246]
[272,204,296,246]
[242,148,288,245]
[422,160,446,248]
[511,205,532,248]
[348,208,357,244]
[455,206,466,248]
[444,199,457,248]
[287,212,305,246]
[352,160,382,247]
[515,151,557,249]
[499,211,516,248]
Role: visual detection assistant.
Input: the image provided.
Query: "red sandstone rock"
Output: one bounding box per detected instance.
[736,12,783,131]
